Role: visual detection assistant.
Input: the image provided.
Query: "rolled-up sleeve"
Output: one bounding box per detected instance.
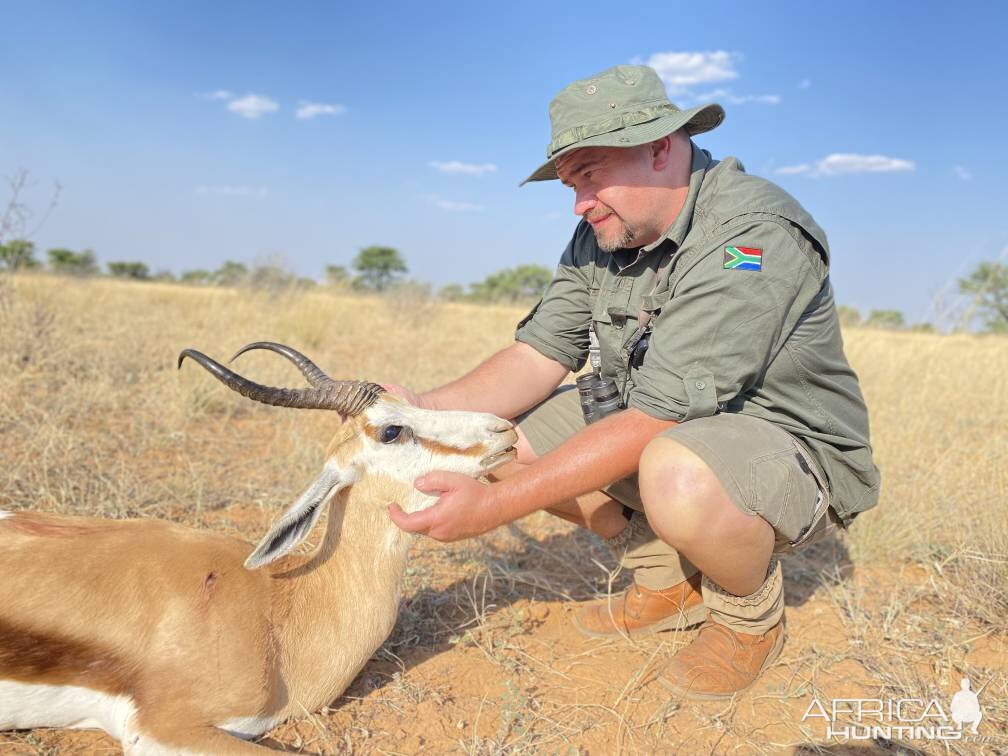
[515,226,593,372]
[628,219,826,421]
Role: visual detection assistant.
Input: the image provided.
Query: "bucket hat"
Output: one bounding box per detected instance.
[522,64,724,185]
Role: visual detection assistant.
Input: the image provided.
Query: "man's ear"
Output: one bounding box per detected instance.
[650,134,674,171]
[244,463,350,569]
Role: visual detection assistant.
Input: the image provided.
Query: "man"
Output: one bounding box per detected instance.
[389,64,880,699]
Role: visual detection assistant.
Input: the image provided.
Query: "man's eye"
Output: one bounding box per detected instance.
[380,425,403,443]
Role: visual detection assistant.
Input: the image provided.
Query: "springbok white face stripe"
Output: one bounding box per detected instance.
[359,400,517,514]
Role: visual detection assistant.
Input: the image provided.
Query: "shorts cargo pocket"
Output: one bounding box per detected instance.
[748,449,799,539]
[788,439,834,548]
[749,442,830,549]
[789,490,831,549]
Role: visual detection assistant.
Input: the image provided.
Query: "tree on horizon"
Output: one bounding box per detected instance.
[959,260,1008,333]
[352,246,407,291]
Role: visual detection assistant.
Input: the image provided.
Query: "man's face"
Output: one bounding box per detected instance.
[555,144,663,252]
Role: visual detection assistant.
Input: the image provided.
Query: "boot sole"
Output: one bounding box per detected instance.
[656,624,786,701]
[571,602,709,639]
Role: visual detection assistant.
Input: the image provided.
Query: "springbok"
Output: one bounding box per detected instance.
[0,342,517,754]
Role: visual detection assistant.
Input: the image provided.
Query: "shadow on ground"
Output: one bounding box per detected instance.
[333,520,855,709]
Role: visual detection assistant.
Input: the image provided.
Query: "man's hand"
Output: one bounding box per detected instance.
[380,383,428,409]
[388,472,507,541]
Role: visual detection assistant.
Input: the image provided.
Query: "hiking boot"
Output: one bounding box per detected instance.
[572,573,706,638]
[657,619,785,701]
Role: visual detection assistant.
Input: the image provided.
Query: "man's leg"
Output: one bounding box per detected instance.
[509,387,706,637]
[639,437,774,595]
[637,413,831,699]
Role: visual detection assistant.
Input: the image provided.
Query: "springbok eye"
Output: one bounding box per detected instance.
[380,425,403,444]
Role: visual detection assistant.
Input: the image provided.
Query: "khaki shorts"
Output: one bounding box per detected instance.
[517,387,839,552]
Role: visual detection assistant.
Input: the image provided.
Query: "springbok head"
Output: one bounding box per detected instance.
[178,342,517,569]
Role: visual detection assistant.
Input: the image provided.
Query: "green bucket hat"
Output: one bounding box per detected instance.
[521,64,725,185]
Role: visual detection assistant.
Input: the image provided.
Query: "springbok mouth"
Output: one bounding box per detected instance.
[481,446,517,470]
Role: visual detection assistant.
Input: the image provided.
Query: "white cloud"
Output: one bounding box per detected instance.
[954,165,973,181]
[227,94,279,119]
[195,185,268,197]
[798,78,811,90]
[637,50,777,107]
[201,89,234,101]
[639,51,739,94]
[693,88,780,106]
[776,163,812,175]
[296,101,347,120]
[429,196,483,212]
[776,153,915,178]
[429,160,498,176]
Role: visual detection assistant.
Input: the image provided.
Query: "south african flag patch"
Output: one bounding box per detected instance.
[723,246,763,271]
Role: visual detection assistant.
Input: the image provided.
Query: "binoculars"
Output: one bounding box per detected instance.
[576,372,624,424]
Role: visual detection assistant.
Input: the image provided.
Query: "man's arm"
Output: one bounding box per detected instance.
[416,341,569,418]
[394,226,590,418]
[491,406,677,518]
[391,406,677,540]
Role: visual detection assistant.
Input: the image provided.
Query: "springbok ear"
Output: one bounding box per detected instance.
[244,463,351,570]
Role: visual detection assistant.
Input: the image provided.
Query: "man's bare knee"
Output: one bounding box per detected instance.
[514,425,539,465]
[639,437,738,544]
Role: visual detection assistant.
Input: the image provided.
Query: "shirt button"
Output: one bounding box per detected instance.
[695,380,707,390]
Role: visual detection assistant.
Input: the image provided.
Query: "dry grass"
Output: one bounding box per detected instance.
[1,273,1006,754]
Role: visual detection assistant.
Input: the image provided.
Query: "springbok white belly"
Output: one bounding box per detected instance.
[0,681,214,754]
[219,712,285,740]
[0,679,135,737]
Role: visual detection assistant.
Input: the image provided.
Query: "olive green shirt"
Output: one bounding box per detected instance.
[516,144,880,523]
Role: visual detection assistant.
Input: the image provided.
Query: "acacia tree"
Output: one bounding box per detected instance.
[352,246,407,291]
[959,261,1008,333]
[324,264,349,286]
[107,261,150,280]
[0,239,40,270]
[864,309,905,330]
[181,269,212,284]
[214,260,249,286]
[470,264,552,303]
[48,247,98,275]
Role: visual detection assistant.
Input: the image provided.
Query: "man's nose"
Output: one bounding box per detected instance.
[574,190,597,217]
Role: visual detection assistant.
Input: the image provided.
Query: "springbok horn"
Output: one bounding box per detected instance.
[178,347,384,415]
[230,341,333,389]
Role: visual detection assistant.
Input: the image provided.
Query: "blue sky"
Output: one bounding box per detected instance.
[2,1,1006,323]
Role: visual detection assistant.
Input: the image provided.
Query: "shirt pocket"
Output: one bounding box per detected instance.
[591,285,633,376]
